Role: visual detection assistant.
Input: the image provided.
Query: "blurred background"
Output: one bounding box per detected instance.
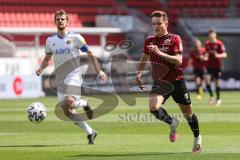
[0,0,239,99]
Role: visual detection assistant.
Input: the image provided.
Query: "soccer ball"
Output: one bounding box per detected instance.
[27,102,47,123]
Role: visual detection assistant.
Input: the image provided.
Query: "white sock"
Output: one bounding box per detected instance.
[69,113,93,135]
[76,121,93,135]
[74,99,88,109]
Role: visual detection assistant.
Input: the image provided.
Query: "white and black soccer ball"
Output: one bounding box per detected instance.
[27,102,47,123]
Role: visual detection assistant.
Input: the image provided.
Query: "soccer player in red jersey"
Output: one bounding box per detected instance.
[205,30,227,106]
[136,11,202,153]
[189,39,207,100]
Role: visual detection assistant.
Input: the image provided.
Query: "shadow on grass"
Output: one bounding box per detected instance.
[68,152,190,157]
[67,152,240,160]
[0,144,81,148]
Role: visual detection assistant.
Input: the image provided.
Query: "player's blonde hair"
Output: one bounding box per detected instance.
[54,9,69,22]
[151,10,168,22]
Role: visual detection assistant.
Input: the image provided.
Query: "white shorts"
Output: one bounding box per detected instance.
[57,92,81,102]
[56,67,85,102]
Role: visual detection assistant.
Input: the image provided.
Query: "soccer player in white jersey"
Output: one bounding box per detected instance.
[36,9,107,144]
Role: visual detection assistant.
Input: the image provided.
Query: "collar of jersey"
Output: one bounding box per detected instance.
[57,31,70,39]
[155,33,169,39]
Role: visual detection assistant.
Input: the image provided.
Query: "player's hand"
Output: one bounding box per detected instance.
[36,68,43,76]
[204,53,209,61]
[147,45,161,55]
[214,52,219,58]
[97,70,108,81]
[136,74,146,91]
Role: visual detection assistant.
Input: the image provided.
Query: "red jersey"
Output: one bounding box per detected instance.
[205,40,225,69]
[190,47,206,70]
[143,33,184,82]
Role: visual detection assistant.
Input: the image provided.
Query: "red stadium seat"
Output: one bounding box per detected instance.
[0,0,230,28]
[0,0,123,26]
[0,12,83,27]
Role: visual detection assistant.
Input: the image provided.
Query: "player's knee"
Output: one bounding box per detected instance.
[205,77,211,84]
[61,98,75,117]
[62,98,74,108]
[61,105,75,117]
[149,104,160,111]
[149,96,162,111]
[215,81,221,87]
[183,112,193,119]
[62,109,73,117]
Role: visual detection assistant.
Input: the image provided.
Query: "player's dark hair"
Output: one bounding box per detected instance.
[54,9,68,22]
[208,29,216,35]
[151,11,168,22]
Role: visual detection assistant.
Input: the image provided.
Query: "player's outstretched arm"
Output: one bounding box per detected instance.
[136,53,149,90]
[36,54,52,76]
[86,50,108,81]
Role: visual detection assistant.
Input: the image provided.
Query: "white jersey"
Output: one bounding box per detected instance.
[45,31,89,99]
[45,31,88,69]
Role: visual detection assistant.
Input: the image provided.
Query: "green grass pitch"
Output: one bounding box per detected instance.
[0,91,240,160]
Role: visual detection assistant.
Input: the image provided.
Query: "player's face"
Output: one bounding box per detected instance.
[152,17,168,36]
[195,40,202,49]
[55,15,68,30]
[208,32,217,42]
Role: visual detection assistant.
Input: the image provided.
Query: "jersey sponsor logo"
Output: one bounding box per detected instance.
[159,46,169,52]
[162,39,171,45]
[55,48,71,55]
[66,38,72,44]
